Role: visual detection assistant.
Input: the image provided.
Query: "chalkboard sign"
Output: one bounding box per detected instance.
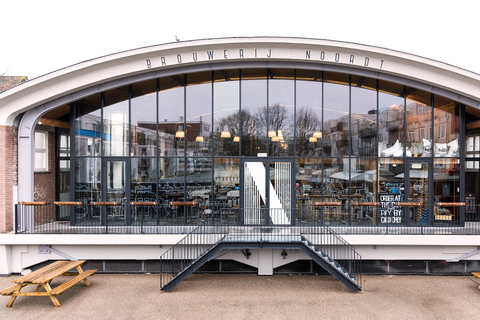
[378,193,403,224]
[466,194,476,214]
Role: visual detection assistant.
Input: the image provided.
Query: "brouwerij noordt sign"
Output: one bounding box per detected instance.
[145,47,386,71]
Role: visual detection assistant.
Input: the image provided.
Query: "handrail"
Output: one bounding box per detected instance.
[169,201,197,206]
[130,201,158,206]
[395,202,422,206]
[90,201,119,206]
[159,220,362,290]
[15,202,478,236]
[54,201,84,206]
[159,222,227,289]
[18,202,47,206]
[314,202,341,206]
[436,202,465,207]
[353,202,380,206]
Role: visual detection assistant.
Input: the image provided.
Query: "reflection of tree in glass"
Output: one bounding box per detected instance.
[215,110,241,156]
[215,104,298,156]
[264,104,292,156]
[296,107,321,155]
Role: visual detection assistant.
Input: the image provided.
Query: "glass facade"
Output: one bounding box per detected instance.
[67,68,472,227]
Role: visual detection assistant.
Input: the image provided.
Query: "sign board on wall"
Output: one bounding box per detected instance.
[378,193,403,224]
[466,194,477,214]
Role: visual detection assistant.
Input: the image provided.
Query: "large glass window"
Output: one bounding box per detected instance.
[296,70,322,156]
[378,158,404,224]
[186,72,212,157]
[131,80,157,156]
[157,157,184,204]
[159,76,185,157]
[379,81,404,158]
[322,158,349,223]
[324,73,350,157]
[75,94,101,156]
[351,76,377,157]
[268,69,294,157]
[34,131,48,172]
[295,158,322,223]
[405,88,432,157]
[186,157,213,200]
[65,68,470,228]
[131,157,157,202]
[74,157,101,204]
[466,135,480,167]
[466,160,480,222]
[434,158,460,223]
[352,158,378,225]
[214,70,240,156]
[58,130,70,203]
[241,69,267,156]
[434,96,459,157]
[104,86,129,156]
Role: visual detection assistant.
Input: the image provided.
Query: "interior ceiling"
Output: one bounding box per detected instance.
[42,104,69,120]
[39,68,480,122]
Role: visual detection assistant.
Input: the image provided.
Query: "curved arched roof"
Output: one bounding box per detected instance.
[1,37,480,125]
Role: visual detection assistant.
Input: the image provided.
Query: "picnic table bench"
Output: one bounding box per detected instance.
[0,260,96,307]
[472,272,480,289]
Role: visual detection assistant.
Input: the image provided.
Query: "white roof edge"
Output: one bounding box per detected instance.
[1,37,480,125]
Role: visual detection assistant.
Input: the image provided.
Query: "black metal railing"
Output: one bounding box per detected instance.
[158,222,362,290]
[14,201,478,235]
[295,201,474,235]
[159,222,227,289]
[302,223,362,287]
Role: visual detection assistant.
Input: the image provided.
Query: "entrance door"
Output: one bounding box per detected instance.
[405,159,432,226]
[241,159,294,225]
[102,159,130,225]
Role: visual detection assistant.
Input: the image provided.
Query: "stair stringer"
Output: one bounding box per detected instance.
[299,237,361,291]
[161,240,361,292]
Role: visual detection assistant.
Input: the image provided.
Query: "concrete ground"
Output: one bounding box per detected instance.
[1,273,479,319]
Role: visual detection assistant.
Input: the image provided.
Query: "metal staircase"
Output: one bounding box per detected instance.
[159,223,362,292]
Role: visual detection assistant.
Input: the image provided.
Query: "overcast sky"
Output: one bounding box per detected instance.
[2,0,479,79]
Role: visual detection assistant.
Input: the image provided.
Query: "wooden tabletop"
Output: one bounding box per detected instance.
[54,201,84,206]
[18,202,47,206]
[436,202,465,207]
[13,260,86,284]
[130,201,158,206]
[90,202,119,206]
[169,201,197,206]
[314,202,342,206]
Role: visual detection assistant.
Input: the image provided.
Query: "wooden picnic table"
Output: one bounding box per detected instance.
[472,272,480,289]
[0,260,96,307]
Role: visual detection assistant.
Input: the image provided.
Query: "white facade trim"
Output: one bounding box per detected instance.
[2,37,480,126]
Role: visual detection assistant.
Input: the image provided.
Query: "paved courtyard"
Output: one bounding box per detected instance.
[1,273,479,319]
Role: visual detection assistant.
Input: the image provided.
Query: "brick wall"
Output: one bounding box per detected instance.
[0,125,17,233]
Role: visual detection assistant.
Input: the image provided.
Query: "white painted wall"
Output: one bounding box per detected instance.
[2,234,480,275]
